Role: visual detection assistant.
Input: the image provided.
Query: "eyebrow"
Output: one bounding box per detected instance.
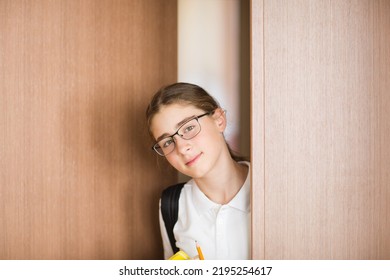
[155,115,197,142]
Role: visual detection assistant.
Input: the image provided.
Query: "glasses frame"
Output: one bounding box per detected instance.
[152,111,213,156]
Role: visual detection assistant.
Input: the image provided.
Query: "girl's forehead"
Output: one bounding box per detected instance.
[150,104,203,137]
[155,103,203,121]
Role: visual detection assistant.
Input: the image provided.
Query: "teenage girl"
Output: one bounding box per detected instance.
[146,82,250,260]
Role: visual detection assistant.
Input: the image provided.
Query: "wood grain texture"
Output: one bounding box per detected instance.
[250,0,265,260]
[251,0,390,259]
[0,0,177,259]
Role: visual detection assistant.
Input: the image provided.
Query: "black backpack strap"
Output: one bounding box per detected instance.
[161,182,185,254]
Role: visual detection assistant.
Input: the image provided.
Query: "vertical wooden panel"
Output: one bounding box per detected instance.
[250,0,265,260]
[372,0,390,259]
[264,0,335,259]
[251,0,390,259]
[0,0,177,259]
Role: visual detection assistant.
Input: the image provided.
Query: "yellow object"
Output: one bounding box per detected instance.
[168,250,191,260]
[195,241,205,260]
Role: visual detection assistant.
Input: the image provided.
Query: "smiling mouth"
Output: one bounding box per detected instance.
[185,153,202,166]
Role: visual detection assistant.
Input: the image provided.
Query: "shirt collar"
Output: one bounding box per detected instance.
[189,161,251,215]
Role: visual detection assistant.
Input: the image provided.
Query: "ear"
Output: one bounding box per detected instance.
[212,108,227,132]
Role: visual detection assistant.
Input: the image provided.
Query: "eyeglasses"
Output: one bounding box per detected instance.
[152,111,213,156]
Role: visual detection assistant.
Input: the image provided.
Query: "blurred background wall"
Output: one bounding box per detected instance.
[178,0,250,172]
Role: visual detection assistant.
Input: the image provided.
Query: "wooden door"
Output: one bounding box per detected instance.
[0,0,177,259]
[251,0,390,259]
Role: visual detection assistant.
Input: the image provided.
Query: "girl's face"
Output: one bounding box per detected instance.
[150,103,227,179]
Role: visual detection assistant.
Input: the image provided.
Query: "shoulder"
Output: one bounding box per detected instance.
[162,182,186,193]
[161,182,186,203]
[162,180,194,193]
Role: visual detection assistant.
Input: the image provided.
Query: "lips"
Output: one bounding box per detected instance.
[185,153,202,166]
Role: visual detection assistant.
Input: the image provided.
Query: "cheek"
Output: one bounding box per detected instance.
[165,153,181,169]
[199,125,224,147]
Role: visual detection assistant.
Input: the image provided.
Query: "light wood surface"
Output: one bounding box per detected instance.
[0,0,177,259]
[251,0,390,259]
[250,0,265,260]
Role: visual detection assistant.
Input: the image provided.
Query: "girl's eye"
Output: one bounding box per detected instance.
[162,138,174,148]
[183,124,195,134]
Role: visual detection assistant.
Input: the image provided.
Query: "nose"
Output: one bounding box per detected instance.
[173,135,191,154]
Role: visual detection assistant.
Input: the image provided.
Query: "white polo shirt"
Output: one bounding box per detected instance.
[159,162,251,260]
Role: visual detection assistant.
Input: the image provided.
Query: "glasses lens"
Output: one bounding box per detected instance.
[179,119,201,140]
[152,117,202,156]
[155,137,175,156]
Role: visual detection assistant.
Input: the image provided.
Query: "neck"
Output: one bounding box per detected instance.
[194,159,248,205]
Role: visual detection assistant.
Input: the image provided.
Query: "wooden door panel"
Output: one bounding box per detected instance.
[0,0,177,259]
[251,0,390,259]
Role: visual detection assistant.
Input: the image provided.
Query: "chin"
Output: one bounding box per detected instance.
[172,156,211,179]
[184,167,209,180]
